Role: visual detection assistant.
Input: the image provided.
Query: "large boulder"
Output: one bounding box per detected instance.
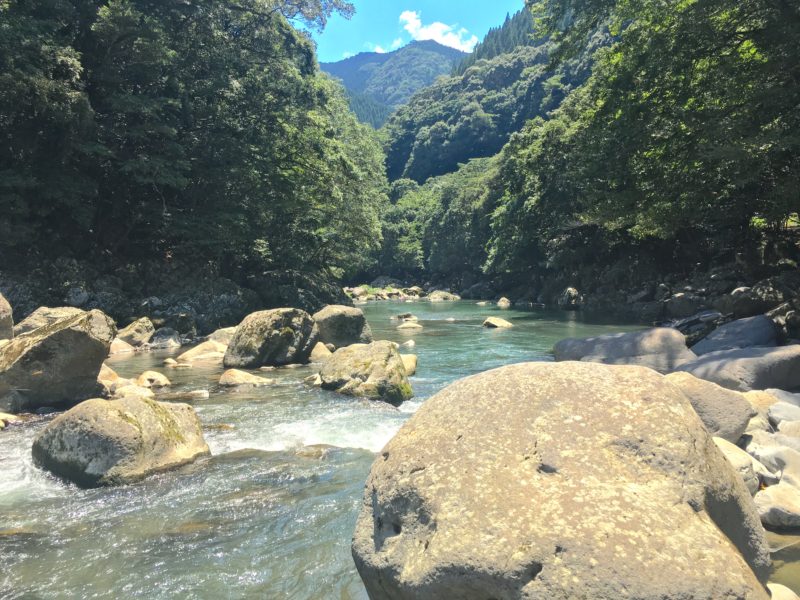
[692,316,778,355]
[676,345,800,391]
[0,310,116,413]
[352,362,771,599]
[427,290,460,302]
[117,317,155,347]
[553,328,695,374]
[664,293,708,319]
[32,397,209,487]
[665,372,755,442]
[0,292,12,340]
[13,306,84,336]
[754,484,800,529]
[717,283,786,319]
[319,340,412,405]
[311,305,373,349]
[223,308,318,369]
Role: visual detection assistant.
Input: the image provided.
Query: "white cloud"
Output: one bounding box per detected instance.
[399,10,478,52]
[342,51,355,59]
[390,37,404,50]
[364,42,387,53]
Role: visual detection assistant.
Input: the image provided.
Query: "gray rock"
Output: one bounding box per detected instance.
[427,291,460,302]
[768,583,800,600]
[676,345,800,391]
[766,389,800,406]
[0,293,12,340]
[496,297,512,309]
[717,284,786,319]
[311,305,373,349]
[32,397,209,487]
[117,317,155,347]
[745,440,800,488]
[664,293,708,319]
[755,484,800,529]
[770,402,800,427]
[0,310,116,413]
[714,438,780,496]
[352,362,771,599]
[483,317,513,329]
[692,316,778,355]
[778,421,800,437]
[554,328,695,374]
[13,306,84,336]
[207,327,237,345]
[223,308,318,369]
[557,286,582,310]
[149,328,182,349]
[665,372,755,442]
[319,340,412,405]
[713,437,761,496]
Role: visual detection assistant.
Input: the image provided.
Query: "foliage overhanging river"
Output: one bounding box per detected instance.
[2,302,798,597]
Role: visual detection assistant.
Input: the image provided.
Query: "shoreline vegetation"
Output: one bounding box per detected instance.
[2,0,800,597]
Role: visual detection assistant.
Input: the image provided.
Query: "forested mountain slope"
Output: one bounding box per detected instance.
[376,0,800,313]
[453,8,535,75]
[382,14,606,183]
[321,40,465,127]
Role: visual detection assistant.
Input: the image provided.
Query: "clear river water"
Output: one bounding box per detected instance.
[1,301,798,598]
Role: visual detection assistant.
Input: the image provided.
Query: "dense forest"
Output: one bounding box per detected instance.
[0,0,384,284]
[374,0,800,305]
[321,40,465,127]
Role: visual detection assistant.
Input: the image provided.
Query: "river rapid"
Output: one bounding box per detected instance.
[1,301,796,597]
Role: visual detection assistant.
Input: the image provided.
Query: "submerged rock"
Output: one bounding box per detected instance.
[0,310,115,413]
[319,340,412,405]
[352,362,770,599]
[223,308,318,369]
[397,322,422,330]
[117,317,155,347]
[665,372,755,443]
[32,397,209,487]
[312,305,373,349]
[0,292,12,340]
[13,306,84,336]
[676,345,800,391]
[553,327,695,374]
[692,315,778,355]
[219,369,274,387]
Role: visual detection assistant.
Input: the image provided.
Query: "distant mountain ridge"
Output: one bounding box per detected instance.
[321,40,466,127]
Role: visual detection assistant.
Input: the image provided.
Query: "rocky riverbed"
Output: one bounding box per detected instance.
[2,292,800,598]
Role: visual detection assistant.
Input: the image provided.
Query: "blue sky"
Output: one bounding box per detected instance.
[313,1,527,63]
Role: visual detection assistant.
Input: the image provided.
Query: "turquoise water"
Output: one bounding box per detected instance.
[0,301,699,598]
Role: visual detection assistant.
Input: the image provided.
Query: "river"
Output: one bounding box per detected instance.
[1,301,795,597]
